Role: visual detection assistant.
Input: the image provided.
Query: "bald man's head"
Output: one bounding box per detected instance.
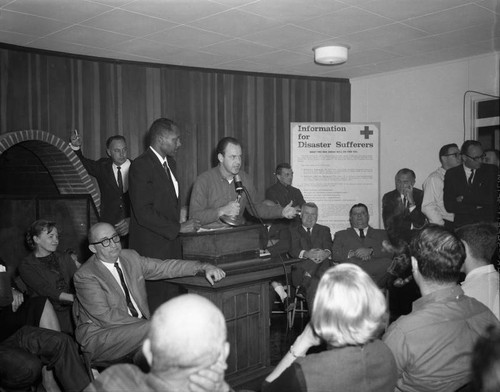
[144,294,228,373]
[88,222,121,264]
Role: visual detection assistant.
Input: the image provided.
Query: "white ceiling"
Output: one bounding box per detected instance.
[0,0,499,79]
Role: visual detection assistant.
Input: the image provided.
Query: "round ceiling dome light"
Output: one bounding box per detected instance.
[313,44,350,65]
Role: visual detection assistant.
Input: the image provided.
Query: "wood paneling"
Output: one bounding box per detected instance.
[0,44,350,206]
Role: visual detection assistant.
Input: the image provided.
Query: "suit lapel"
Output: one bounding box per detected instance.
[147,149,178,200]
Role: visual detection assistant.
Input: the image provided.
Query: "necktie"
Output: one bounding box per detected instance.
[163,161,172,182]
[306,228,312,248]
[117,166,123,194]
[114,262,138,317]
[468,170,474,186]
[359,228,365,239]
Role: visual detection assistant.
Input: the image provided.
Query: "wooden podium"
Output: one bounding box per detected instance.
[174,225,300,387]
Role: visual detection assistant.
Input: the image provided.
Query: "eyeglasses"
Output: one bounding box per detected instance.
[443,152,460,158]
[90,234,120,247]
[464,153,485,162]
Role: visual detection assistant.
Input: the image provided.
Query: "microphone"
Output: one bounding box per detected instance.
[234,174,243,195]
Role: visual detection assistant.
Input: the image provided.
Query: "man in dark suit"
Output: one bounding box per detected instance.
[444,140,497,228]
[74,222,225,363]
[289,202,333,309]
[129,118,200,310]
[382,168,427,243]
[70,132,130,237]
[332,203,392,287]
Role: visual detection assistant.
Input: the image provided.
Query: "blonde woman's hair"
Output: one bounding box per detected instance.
[311,263,387,347]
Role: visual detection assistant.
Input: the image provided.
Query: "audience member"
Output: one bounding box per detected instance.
[265,163,305,209]
[483,148,500,167]
[129,118,200,311]
[19,220,78,334]
[382,168,427,243]
[383,225,499,392]
[74,222,225,364]
[85,294,232,392]
[444,140,497,228]
[471,324,500,392]
[422,143,462,229]
[263,264,397,392]
[456,222,499,319]
[0,261,90,391]
[70,132,131,237]
[331,203,392,287]
[289,202,333,309]
[189,137,297,226]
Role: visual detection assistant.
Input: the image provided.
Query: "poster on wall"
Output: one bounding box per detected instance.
[290,122,380,235]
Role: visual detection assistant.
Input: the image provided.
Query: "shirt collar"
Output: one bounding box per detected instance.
[412,285,463,312]
[149,146,168,166]
[112,159,130,170]
[464,264,496,280]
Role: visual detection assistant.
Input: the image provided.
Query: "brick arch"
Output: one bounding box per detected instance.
[0,129,100,211]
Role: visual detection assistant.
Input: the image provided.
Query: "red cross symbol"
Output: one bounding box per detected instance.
[360,126,373,139]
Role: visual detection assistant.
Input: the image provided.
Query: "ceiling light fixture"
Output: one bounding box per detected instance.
[313,44,350,65]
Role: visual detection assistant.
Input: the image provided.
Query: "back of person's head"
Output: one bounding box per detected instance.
[105,135,126,149]
[438,143,458,162]
[26,219,57,250]
[148,118,178,144]
[461,140,482,155]
[472,324,500,392]
[275,163,291,175]
[216,137,241,156]
[456,223,497,263]
[410,225,465,283]
[144,294,228,374]
[311,264,387,347]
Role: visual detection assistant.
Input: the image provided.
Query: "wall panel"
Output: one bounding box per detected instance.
[0,44,350,206]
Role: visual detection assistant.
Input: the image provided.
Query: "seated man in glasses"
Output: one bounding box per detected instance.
[73,222,226,365]
[443,140,497,228]
[422,143,462,230]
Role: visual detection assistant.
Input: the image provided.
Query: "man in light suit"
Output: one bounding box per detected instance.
[289,203,333,309]
[382,168,427,243]
[332,203,392,287]
[73,222,225,363]
[444,140,497,228]
[70,133,130,237]
[129,118,200,311]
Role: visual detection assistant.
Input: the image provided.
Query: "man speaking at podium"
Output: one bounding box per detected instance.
[189,137,297,226]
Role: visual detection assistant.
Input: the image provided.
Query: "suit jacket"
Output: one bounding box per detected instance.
[265,182,306,208]
[331,227,392,285]
[73,249,202,360]
[382,188,426,243]
[75,149,130,225]
[443,164,497,227]
[129,148,181,259]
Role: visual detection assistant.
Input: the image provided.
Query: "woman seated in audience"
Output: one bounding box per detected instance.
[19,220,78,334]
[263,263,397,392]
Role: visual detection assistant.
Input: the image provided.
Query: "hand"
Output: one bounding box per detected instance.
[189,360,228,392]
[203,264,226,285]
[292,323,321,355]
[114,218,130,236]
[305,248,328,263]
[353,247,373,261]
[180,219,201,233]
[11,288,24,312]
[69,129,81,147]
[404,186,415,205]
[281,201,298,219]
[456,195,464,203]
[218,201,240,217]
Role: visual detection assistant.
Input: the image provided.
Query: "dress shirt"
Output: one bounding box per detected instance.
[422,167,454,225]
[353,227,369,238]
[149,146,179,198]
[383,285,498,392]
[112,160,130,193]
[100,258,143,318]
[462,264,499,319]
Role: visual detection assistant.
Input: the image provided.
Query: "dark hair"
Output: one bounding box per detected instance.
[301,202,318,211]
[396,168,416,180]
[105,135,126,149]
[349,203,368,215]
[26,220,57,251]
[461,140,482,155]
[438,143,458,162]
[275,163,291,175]
[472,324,500,392]
[456,222,497,262]
[216,137,241,156]
[410,225,465,283]
[148,118,178,144]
